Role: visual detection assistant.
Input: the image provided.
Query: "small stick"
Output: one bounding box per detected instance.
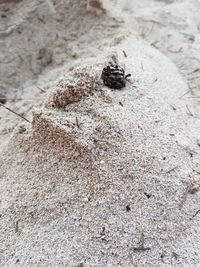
[140,19,163,26]
[192,168,200,175]
[37,86,46,93]
[151,40,159,48]
[75,117,80,128]
[0,103,31,123]
[170,105,177,111]
[0,98,34,102]
[179,90,191,99]
[166,166,178,174]
[191,209,200,219]
[133,247,151,251]
[15,220,19,233]
[187,68,200,75]
[123,50,127,58]
[153,77,158,83]
[186,104,193,116]
[133,233,151,252]
[167,47,183,54]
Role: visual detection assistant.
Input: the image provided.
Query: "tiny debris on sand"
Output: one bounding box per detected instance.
[0,0,200,266]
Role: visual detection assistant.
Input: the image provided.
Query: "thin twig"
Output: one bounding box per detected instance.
[122,50,127,58]
[179,90,191,99]
[167,47,183,54]
[192,168,200,175]
[133,233,151,252]
[151,40,159,48]
[191,209,200,220]
[37,86,46,93]
[165,166,178,174]
[186,104,193,116]
[0,103,31,123]
[170,105,177,111]
[139,19,164,26]
[0,98,33,102]
[187,68,200,75]
[75,117,80,128]
[15,220,19,233]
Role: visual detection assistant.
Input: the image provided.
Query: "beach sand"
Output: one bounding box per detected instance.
[0,1,200,266]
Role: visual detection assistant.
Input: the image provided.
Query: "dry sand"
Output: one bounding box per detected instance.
[0,0,200,266]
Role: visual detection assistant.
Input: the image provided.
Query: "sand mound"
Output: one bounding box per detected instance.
[0,0,124,95]
[1,1,200,266]
[1,36,200,266]
[0,0,127,150]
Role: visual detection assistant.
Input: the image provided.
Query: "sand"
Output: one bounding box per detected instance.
[0,0,200,266]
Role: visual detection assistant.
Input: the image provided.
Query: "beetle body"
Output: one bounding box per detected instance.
[101,63,131,89]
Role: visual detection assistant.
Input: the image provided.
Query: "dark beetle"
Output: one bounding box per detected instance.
[101,63,131,89]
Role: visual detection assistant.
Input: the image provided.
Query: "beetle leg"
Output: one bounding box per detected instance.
[125,74,131,79]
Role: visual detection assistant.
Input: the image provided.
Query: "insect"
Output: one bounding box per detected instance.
[101,63,131,89]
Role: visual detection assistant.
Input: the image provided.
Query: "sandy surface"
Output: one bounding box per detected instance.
[0,0,200,266]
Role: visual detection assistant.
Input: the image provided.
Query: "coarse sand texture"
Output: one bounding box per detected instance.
[1,38,200,266]
[1,0,200,266]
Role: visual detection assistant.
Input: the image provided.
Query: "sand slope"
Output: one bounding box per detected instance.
[0,1,200,266]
